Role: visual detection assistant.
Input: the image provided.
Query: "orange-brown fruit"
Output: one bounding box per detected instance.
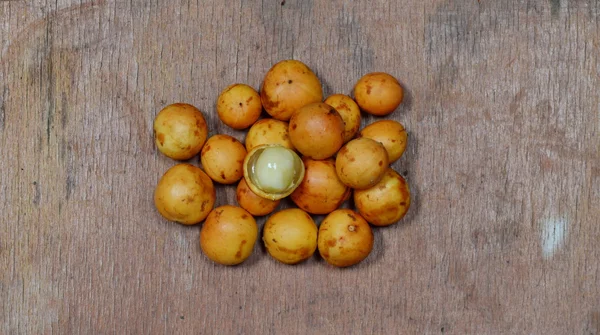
[216,84,262,130]
[353,72,404,116]
[288,102,344,160]
[263,208,318,265]
[335,137,389,189]
[154,164,215,225]
[324,94,361,143]
[236,178,280,216]
[244,118,294,152]
[153,103,208,160]
[317,209,374,267]
[200,205,258,266]
[358,120,407,163]
[260,60,323,121]
[201,134,247,184]
[290,158,350,215]
[353,168,411,226]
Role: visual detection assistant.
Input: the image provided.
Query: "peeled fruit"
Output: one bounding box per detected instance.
[260,59,323,121]
[290,158,350,215]
[236,178,280,216]
[154,164,215,225]
[358,120,407,162]
[335,137,389,189]
[324,94,361,143]
[201,134,247,184]
[243,144,305,200]
[217,84,262,130]
[317,209,374,267]
[153,103,208,160]
[289,102,344,160]
[263,208,318,264]
[353,72,404,116]
[353,168,410,226]
[244,118,294,152]
[200,205,258,266]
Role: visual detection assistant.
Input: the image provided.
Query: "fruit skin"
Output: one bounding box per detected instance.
[288,102,345,160]
[245,118,295,152]
[200,205,258,266]
[260,59,323,121]
[353,72,404,116]
[263,208,318,265]
[153,103,208,160]
[217,84,262,130]
[358,120,407,163]
[317,209,374,267]
[290,157,351,215]
[154,164,215,225]
[335,137,389,190]
[324,94,361,143]
[236,178,280,216]
[201,134,247,184]
[242,144,305,201]
[353,168,410,226]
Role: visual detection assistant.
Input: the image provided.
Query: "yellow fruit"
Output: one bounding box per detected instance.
[153,103,208,160]
[200,205,258,266]
[154,164,215,225]
[263,208,318,264]
[317,209,374,267]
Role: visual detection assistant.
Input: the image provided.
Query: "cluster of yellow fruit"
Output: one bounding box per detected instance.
[153,59,410,268]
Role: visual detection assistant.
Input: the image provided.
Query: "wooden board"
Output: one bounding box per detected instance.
[1,0,599,333]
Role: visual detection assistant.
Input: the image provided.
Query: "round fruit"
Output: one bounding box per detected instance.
[200,205,258,266]
[324,94,361,143]
[263,208,318,265]
[217,84,262,130]
[353,72,404,116]
[317,209,374,267]
[154,164,215,225]
[290,158,350,215]
[353,168,411,226]
[335,137,389,189]
[243,144,305,200]
[288,102,344,160]
[201,134,247,184]
[260,60,323,121]
[245,118,294,152]
[236,178,280,216]
[359,120,407,163]
[153,103,208,160]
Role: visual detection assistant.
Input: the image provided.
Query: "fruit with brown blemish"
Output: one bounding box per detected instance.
[153,103,208,160]
[358,120,407,162]
[335,137,389,189]
[324,94,361,143]
[244,118,295,152]
[263,208,318,265]
[317,209,374,267]
[260,59,323,121]
[217,84,262,130]
[288,102,345,160]
[290,157,350,215]
[353,168,410,226]
[201,134,247,184]
[200,205,258,266]
[154,163,215,225]
[236,178,280,216]
[353,72,404,116]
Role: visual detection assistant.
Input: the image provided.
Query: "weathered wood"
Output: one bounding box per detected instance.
[1,0,598,334]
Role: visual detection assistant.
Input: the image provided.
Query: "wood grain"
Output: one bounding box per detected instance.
[1,0,599,334]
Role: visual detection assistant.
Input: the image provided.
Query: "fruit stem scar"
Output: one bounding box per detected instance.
[348,225,356,232]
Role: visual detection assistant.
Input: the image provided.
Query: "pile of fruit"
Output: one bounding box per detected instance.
[153,60,410,268]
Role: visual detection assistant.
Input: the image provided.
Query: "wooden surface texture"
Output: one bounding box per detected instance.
[1,0,599,334]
